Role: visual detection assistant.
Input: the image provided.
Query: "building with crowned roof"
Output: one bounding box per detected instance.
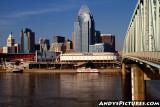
[73,5,116,53]
[3,33,17,53]
[7,33,15,47]
[74,5,95,52]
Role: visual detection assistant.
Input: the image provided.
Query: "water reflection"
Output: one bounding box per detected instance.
[146,80,160,100]
[0,72,159,106]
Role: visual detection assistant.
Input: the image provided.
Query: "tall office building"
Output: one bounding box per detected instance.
[95,30,101,43]
[65,39,73,50]
[3,33,17,53]
[53,36,66,52]
[101,34,115,52]
[74,5,95,52]
[7,33,15,47]
[72,32,75,50]
[54,36,65,43]
[14,44,20,53]
[38,38,50,52]
[20,28,35,53]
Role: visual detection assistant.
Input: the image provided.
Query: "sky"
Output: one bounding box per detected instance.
[0,0,138,51]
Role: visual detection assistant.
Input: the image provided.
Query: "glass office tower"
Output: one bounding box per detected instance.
[20,28,35,53]
[74,5,95,52]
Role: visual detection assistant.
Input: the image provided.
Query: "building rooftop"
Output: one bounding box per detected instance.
[61,52,117,56]
[8,33,14,39]
[78,5,90,15]
[101,34,114,36]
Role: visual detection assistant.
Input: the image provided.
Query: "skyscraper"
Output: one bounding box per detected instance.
[74,5,95,53]
[95,30,101,43]
[53,36,66,52]
[101,34,115,52]
[14,44,20,53]
[3,33,17,53]
[65,39,73,50]
[20,28,35,53]
[38,38,50,53]
[7,33,15,47]
[53,36,65,43]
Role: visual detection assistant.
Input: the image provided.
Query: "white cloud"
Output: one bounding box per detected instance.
[3,4,77,18]
[0,4,77,31]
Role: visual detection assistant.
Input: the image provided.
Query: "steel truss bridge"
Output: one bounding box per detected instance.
[122,0,160,69]
[122,0,160,101]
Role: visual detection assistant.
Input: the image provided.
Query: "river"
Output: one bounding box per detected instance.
[0,72,159,107]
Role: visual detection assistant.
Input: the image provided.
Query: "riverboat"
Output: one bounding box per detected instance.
[76,68,99,73]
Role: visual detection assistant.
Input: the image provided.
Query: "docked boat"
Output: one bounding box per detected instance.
[12,68,23,73]
[76,68,99,73]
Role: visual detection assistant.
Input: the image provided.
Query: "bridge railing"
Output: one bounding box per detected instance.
[124,52,160,62]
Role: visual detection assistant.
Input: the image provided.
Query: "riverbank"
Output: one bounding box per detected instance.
[0,68,121,73]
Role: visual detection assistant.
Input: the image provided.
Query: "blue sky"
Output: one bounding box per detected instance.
[0,0,138,51]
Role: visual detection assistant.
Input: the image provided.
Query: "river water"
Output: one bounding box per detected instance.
[0,72,159,107]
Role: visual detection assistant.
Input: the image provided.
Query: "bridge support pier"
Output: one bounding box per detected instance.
[131,64,145,101]
[122,63,126,76]
[122,75,132,100]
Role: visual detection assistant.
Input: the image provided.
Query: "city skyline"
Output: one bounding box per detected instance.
[0,0,138,50]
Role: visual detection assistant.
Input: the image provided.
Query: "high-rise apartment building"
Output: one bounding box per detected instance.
[20,28,35,53]
[74,5,95,52]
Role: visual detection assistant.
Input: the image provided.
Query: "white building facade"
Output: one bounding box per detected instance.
[60,52,118,62]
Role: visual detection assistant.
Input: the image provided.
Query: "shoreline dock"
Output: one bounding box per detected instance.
[0,68,122,73]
